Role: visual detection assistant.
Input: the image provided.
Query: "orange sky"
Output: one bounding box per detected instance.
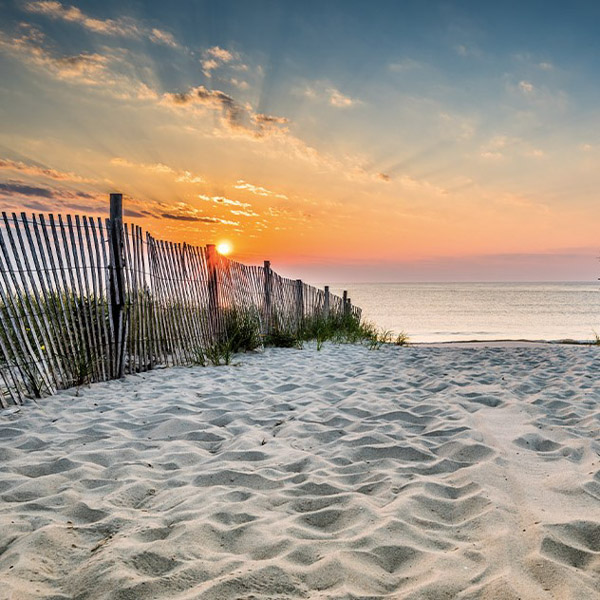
[1,1,599,281]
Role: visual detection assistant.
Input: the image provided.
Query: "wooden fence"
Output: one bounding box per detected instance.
[0,194,361,406]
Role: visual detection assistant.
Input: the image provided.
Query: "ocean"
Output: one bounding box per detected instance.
[327,282,600,343]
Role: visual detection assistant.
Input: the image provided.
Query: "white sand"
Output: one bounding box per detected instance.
[0,343,599,599]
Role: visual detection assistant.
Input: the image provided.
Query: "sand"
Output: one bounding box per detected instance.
[0,342,599,599]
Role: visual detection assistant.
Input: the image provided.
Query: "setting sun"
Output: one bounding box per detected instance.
[216,241,233,256]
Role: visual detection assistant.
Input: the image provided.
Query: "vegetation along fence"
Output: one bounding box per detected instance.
[0,194,361,406]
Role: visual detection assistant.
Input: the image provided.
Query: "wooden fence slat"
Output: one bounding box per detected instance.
[0,205,361,403]
[0,214,54,395]
[21,213,70,385]
[11,213,65,388]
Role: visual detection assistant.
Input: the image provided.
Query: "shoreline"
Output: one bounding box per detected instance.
[413,338,599,348]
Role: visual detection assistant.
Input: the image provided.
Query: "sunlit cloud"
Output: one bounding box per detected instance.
[230,209,259,217]
[234,180,288,199]
[158,201,239,225]
[201,45,247,76]
[303,82,360,108]
[0,158,97,183]
[0,25,110,84]
[110,157,204,183]
[328,88,357,107]
[24,1,178,47]
[198,194,250,208]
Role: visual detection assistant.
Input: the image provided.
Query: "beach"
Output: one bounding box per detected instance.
[0,342,599,599]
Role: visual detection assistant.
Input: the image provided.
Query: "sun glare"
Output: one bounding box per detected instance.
[216,241,233,255]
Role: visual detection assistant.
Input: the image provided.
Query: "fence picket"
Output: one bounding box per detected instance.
[0,202,361,404]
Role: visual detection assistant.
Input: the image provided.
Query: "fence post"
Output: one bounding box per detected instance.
[264,260,272,333]
[296,279,304,330]
[108,193,126,378]
[206,244,219,336]
[324,285,330,318]
[343,290,349,317]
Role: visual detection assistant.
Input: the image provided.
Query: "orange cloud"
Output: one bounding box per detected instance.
[0,158,97,183]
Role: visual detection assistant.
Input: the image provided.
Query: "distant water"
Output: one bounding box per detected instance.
[327,282,600,343]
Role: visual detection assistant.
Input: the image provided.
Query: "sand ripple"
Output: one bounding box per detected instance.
[0,343,599,599]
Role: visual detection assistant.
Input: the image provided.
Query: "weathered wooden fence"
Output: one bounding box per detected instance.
[0,194,361,406]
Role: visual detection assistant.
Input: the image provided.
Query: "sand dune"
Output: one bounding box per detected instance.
[0,343,599,599]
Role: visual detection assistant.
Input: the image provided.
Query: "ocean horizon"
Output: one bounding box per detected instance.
[325,281,600,343]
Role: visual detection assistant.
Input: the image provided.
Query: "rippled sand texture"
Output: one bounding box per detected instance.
[1,343,599,599]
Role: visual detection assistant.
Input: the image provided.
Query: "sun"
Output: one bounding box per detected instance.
[216,241,233,256]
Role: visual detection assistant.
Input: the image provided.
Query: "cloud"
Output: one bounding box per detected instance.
[158,201,239,225]
[234,180,288,199]
[110,157,204,183]
[230,78,249,90]
[518,80,535,94]
[24,1,178,47]
[162,85,243,126]
[149,28,177,48]
[0,179,101,213]
[0,25,113,85]
[206,46,233,62]
[161,213,221,222]
[328,88,357,108]
[175,171,204,184]
[111,157,174,174]
[252,114,289,126]
[303,82,360,108]
[480,135,546,161]
[198,194,250,208]
[0,158,97,183]
[0,181,54,198]
[376,172,391,182]
[230,209,259,217]
[161,85,291,138]
[201,45,245,76]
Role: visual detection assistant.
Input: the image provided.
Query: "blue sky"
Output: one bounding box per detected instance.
[0,0,599,280]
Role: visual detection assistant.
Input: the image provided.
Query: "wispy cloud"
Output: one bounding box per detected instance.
[110,157,204,183]
[201,45,235,75]
[230,209,259,217]
[234,180,287,199]
[198,194,250,208]
[24,1,178,47]
[480,135,546,161]
[0,158,97,183]
[161,85,290,139]
[328,88,357,108]
[518,80,534,94]
[0,24,116,86]
[303,82,360,108]
[0,181,54,198]
[0,179,102,213]
[158,201,239,225]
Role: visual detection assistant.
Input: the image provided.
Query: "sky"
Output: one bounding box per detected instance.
[0,0,599,282]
